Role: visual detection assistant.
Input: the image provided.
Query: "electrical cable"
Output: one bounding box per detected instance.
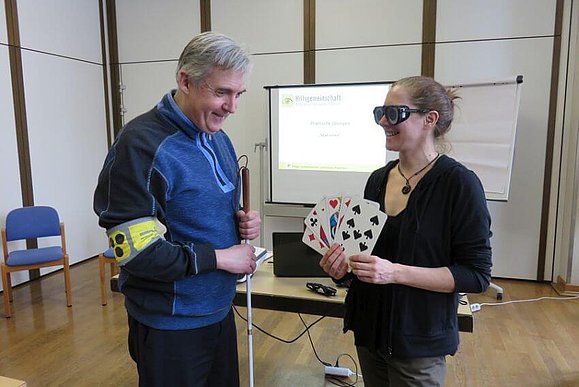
[326,352,360,387]
[232,305,326,344]
[232,306,362,385]
[297,313,331,366]
[296,313,360,386]
[470,294,579,312]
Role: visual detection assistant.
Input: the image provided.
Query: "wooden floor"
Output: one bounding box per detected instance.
[1,259,579,387]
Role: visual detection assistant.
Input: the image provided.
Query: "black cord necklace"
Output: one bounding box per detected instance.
[397,153,440,195]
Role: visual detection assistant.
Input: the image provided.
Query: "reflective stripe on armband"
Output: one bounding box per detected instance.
[107,217,162,265]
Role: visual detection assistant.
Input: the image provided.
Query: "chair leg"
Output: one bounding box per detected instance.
[63,256,72,307]
[99,254,108,306]
[6,271,13,302]
[1,266,12,318]
[110,262,118,277]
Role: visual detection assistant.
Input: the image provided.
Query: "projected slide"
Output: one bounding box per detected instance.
[267,78,522,204]
[277,85,388,172]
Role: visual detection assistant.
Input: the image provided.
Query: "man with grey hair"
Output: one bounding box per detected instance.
[94,31,261,386]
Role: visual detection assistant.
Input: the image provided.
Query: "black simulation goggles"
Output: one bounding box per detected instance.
[306,282,336,297]
[373,105,431,126]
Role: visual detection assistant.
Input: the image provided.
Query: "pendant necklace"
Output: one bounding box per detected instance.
[397,153,440,195]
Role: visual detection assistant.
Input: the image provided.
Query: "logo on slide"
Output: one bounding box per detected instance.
[282,95,294,106]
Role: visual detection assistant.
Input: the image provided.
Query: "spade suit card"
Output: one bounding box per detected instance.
[335,197,387,257]
[337,196,354,230]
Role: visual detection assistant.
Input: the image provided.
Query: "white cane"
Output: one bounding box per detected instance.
[240,166,255,387]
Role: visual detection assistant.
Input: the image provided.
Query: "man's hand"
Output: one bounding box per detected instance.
[320,243,349,279]
[216,244,257,274]
[237,210,261,240]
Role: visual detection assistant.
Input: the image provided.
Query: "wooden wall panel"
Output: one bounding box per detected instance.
[436,38,554,280]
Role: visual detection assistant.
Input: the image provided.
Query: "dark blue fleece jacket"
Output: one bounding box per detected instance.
[94,91,241,330]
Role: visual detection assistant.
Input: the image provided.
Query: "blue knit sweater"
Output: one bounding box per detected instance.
[94,91,241,330]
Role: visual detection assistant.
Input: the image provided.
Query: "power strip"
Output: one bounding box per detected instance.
[470,303,481,312]
[324,365,354,377]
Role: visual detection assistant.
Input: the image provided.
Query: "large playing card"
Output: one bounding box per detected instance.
[335,197,387,257]
[337,196,354,230]
[302,228,329,255]
[325,195,343,243]
[304,198,331,247]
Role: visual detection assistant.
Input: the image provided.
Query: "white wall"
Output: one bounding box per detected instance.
[17,0,108,270]
[0,38,27,290]
[0,0,108,290]
[115,0,307,249]
[116,0,201,125]
[2,0,575,293]
[211,1,305,248]
[435,0,556,280]
[107,0,570,280]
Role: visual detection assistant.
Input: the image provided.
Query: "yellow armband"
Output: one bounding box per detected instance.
[107,217,163,265]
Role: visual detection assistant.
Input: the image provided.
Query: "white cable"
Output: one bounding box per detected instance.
[470,294,579,312]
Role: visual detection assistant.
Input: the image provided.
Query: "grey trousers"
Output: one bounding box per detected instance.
[356,346,447,387]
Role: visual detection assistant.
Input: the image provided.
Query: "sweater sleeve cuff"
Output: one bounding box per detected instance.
[332,273,353,287]
[191,244,217,274]
[448,265,490,294]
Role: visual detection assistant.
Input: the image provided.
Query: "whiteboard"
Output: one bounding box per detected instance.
[445,77,522,201]
[267,76,522,204]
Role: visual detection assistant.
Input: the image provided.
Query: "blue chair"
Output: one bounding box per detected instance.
[1,206,72,318]
[99,247,118,305]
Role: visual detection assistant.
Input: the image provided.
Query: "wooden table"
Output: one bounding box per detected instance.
[111,259,473,332]
[235,260,474,333]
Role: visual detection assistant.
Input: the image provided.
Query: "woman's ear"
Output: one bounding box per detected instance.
[425,110,439,127]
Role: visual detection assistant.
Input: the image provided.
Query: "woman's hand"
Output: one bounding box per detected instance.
[320,243,349,279]
[351,254,457,291]
[350,254,397,284]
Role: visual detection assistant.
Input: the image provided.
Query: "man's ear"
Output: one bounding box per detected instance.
[177,70,191,94]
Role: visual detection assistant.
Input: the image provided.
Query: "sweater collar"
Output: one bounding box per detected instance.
[388,154,457,190]
[157,90,207,139]
[410,154,456,189]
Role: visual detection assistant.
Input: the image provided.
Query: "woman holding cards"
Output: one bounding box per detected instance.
[320,76,492,386]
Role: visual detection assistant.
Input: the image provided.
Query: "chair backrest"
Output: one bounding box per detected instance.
[4,206,61,241]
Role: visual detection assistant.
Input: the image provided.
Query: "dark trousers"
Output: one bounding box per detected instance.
[128,310,240,387]
[356,346,446,387]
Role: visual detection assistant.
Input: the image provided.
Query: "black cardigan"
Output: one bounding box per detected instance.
[344,154,492,358]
